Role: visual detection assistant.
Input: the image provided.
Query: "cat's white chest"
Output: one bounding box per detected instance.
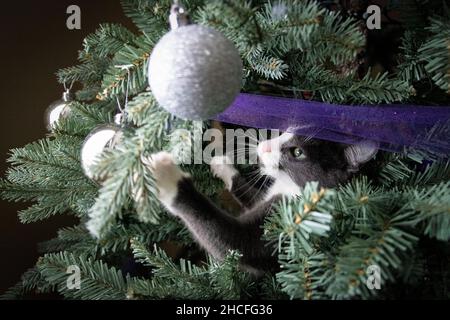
[264,173,301,201]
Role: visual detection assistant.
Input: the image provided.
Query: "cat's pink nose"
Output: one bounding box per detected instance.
[260,141,272,153]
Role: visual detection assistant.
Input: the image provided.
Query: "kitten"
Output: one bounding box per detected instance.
[147,133,378,275]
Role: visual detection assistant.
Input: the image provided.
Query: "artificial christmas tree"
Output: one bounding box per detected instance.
[1,0,449,300]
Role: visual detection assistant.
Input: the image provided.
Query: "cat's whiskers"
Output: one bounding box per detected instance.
[240,131,260,144]
[300,128,322,144]
[249,174,270,204]
[232,144,259,165]
[232,169,262,195]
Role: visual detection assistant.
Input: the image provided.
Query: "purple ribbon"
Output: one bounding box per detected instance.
[215,93,450,157]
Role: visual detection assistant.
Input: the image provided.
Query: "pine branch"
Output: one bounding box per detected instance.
[37,252,131,300]
[130,239,254,299]
[86,155,136,238]
[1,136,97,223]
[337,177,394,230]
[419,16,450,94]
[326,214,419,300]
[0,267,52,300]
[53,101,115,137]
[378,153,420,187]
[259,274,288,300]
[264,182,335,257]
[83,23,136,59]
[125,91,160,126]
[41,216,189,257]
[57,23,136,88]
[130,240,217,299]
[86,107,173,237]
[407,160,450,186]
[276,252,328,300]
[290,64,412,104]
[208,252,255,300]
[98,34,155,99]
[121,0,169,35]
[398,31,428,83]
[249,54,288,80]
[403,181,450,241]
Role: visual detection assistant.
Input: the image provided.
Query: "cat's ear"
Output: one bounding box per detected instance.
[345,140,379,171]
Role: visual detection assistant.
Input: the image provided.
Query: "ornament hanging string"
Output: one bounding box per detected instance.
[114,65,133,127]
[45,80,76,130]
[63,80,75,92]
[115,96,125,126]
[62,80,75,101]
[215,93,450,158]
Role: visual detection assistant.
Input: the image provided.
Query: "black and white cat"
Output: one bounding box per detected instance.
[147,132,378,275]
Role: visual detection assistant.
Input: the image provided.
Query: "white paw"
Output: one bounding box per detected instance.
[145,152,190,207]
[210,156,238,190]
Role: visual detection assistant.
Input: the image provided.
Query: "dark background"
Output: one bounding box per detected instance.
[0,0,134,294]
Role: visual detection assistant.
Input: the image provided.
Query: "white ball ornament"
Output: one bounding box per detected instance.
[81,115,123,181]
[148,4,243,120]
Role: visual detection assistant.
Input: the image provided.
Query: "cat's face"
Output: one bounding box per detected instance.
[257,133,378,190]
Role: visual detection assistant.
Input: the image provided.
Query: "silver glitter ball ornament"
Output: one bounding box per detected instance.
[148,24,243,120]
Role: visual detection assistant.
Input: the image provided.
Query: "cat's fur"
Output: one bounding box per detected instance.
[147,133,378,275]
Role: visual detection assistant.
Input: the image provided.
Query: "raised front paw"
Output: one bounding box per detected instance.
[210,155,238,191]
[145,152,190,207]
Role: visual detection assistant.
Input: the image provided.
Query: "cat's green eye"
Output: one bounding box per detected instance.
[291,147,306,159]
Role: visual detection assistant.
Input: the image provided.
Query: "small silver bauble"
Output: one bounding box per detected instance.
[148,5,243,120]
[81,114,123,181]
[45,90,73,130]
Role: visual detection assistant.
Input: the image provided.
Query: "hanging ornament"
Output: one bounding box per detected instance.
[82,70,132,182]
[45,87,73,131]
[81,113,124,181]
[148,1,243,120]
